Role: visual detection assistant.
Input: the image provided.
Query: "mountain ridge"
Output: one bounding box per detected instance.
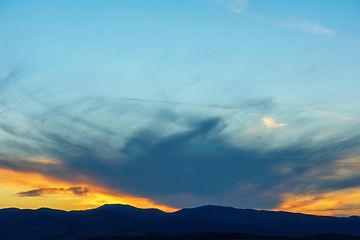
[1,204,360,240]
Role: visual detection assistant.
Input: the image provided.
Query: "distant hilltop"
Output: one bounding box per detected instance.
[1,204,360,240]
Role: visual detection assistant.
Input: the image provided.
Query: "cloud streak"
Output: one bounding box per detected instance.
[294,19,333,35]
[212,0,249,15]
[212,0,334,35]
[17,187,90,197]
[307,109,360,122]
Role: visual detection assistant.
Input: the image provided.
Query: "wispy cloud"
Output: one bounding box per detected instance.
[295,19,333,35]
[212,0,249,15]
[219,0,249,15]
[212,0,334,35]
[307,109,360,122]
[278,18,334,35]
[262,117,287,128]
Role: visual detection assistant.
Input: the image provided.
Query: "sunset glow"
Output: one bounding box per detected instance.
[0,165,177,212]
[274,188,360,216]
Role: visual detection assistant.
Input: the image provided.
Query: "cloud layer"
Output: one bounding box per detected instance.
[0,85,359,213]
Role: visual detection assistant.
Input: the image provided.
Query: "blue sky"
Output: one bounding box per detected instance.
[0,0,360,215]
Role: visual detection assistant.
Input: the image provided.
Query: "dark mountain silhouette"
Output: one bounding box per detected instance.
[1,204,360,240]
[95,204,167,220]
[88,232,360,240]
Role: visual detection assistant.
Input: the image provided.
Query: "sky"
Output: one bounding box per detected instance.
[0,0,360,216]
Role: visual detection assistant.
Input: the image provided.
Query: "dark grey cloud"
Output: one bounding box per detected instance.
[67,187,90,196]
[17,187,90,197]
[18,188,62,197]
[0,90,359,209]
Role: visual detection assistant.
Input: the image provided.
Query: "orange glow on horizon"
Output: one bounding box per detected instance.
[272,156,360,216]
[4,156,360,216]
[0,166,177,212]
[273,187,360,216]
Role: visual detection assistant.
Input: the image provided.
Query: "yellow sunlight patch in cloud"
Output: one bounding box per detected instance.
[307,109,360,121]
[273,187,360,216]
[0,165,177,212]
[262,117,287,128]
[247,126,260,134]
[27,157,61,164]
